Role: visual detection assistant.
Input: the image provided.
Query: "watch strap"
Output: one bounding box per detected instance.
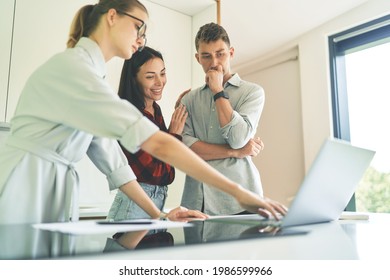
[213,90,229,101]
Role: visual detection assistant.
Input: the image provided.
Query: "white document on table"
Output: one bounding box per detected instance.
[33,219,191,235]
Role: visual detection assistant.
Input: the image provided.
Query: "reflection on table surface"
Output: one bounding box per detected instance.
[0,218,307,260]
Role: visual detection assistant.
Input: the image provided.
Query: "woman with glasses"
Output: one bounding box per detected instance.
[0,0,287,225]
[107,47,189,221]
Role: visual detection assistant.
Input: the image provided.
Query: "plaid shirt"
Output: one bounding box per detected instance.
[120,102,182,186]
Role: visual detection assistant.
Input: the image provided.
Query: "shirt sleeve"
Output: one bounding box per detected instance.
[87,137,136,190]
[220,85,265,149]
[181,93,200,148]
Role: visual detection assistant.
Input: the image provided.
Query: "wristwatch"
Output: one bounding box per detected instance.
[213,90,229,101]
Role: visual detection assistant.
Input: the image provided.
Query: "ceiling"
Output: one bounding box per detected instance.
[148,0,215,16]
[148,0,369,66]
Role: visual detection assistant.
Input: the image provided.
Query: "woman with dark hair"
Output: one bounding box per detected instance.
[0,0,286,225]
[108,47,188,220]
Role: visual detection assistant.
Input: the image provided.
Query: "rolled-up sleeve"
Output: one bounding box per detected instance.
[106,165,136,190]
[182,134,199,148]
[219,86,264,149]
[181,94,200,148]
[87,137,139,190]
[119,116,159,153]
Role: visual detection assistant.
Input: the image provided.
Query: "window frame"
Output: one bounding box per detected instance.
[328,14,390,211]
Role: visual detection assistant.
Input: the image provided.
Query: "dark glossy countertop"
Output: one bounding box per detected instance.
[0,218,307,260]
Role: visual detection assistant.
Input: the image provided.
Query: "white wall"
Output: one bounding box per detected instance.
[6,0,93,122]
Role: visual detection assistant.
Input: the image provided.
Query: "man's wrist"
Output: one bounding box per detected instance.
[213,90,229,101]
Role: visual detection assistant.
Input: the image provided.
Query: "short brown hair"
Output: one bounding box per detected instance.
[195,22,230,51]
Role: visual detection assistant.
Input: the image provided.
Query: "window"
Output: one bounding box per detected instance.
[329,15,390,212]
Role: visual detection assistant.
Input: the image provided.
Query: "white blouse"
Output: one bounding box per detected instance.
[0,38,159,224]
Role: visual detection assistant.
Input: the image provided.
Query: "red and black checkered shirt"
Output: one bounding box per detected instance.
[120,102,182,186]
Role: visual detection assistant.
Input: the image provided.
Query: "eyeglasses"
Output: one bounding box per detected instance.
[117,10,147,52]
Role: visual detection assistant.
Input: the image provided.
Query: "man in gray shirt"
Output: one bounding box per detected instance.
[180,23,265,215]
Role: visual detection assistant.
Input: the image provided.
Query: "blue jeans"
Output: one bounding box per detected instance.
[107,183,168,221]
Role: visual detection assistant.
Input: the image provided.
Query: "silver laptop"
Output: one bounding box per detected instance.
[211,138,375,227]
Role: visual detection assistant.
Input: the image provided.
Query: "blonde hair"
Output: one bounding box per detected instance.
[67,0,147,48]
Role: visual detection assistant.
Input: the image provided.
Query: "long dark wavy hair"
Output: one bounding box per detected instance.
[118,46,164,110]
